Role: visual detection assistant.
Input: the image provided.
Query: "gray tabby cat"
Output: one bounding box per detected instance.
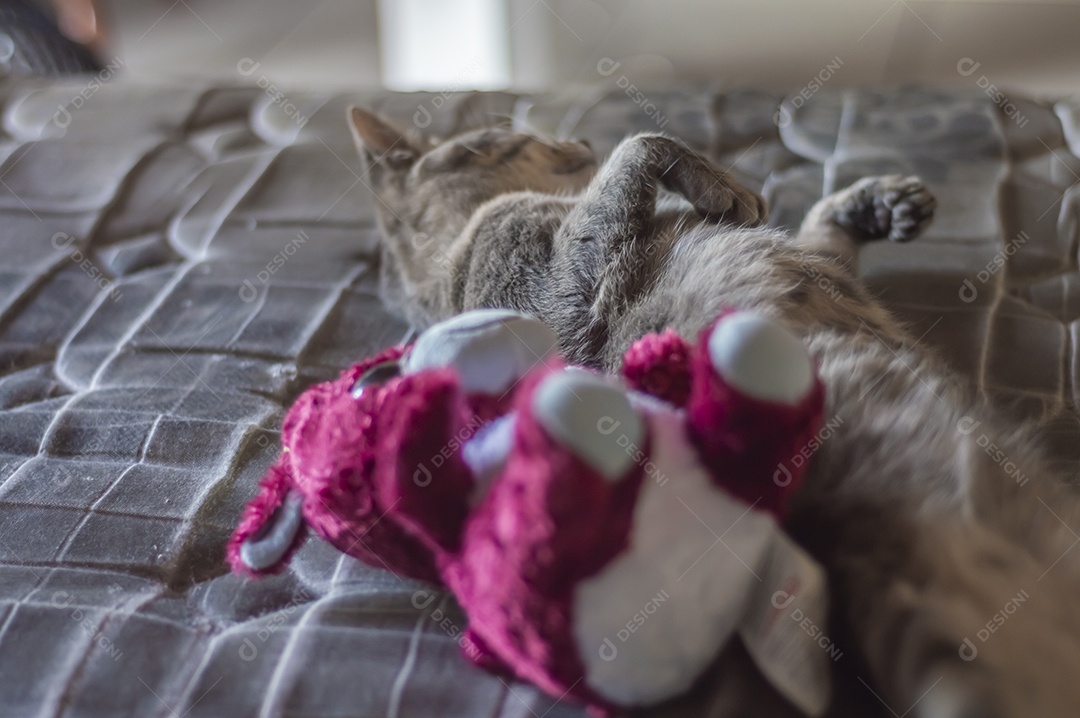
[347,107,1080,718]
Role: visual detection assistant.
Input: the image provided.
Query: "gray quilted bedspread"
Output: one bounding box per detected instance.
[1,76,1079,718]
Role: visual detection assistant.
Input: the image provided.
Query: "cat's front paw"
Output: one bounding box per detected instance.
[673,161,768,226]
[686,176,768,227]
[721,185,769,227]
[639,134,768,227]
[832,175,936,243]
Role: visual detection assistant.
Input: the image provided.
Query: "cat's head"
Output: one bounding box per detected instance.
[347,107,597,237]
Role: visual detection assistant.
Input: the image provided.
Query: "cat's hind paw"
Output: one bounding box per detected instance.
[830,175,936,243]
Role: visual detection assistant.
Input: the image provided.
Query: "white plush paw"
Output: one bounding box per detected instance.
[405,309,560,394]
[461,414,516,495]
[240,491,305,571]
[532,370,644,481]
[708,313,813,405]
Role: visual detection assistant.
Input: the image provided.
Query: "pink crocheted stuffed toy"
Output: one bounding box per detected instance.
[227,310,559,582]
[229,309,830,715]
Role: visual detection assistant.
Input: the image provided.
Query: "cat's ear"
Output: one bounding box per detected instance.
[347,107,420,168]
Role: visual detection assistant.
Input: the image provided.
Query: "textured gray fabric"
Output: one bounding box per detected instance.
[0,76,1077,717]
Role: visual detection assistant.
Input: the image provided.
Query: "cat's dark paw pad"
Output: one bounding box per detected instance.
[835,175,936,243]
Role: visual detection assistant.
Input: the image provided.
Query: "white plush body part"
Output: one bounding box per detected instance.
[531,371,645,481]
[461,413,516,502]
[461,369,646,498]
[239,491,304,571]
[708,312,813,405]
[404,309,559,394]
[571,403,776,706]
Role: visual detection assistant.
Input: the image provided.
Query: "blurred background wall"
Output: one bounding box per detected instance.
[97,0,1080,95]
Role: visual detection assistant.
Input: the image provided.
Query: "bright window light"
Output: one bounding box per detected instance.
[377,0,511,91]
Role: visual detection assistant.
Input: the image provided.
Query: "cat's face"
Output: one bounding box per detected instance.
[348,107,596,236]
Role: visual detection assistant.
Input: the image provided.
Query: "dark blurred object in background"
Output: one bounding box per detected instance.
[0,0,101,75]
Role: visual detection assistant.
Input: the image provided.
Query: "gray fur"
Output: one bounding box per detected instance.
[348,107,1080,717]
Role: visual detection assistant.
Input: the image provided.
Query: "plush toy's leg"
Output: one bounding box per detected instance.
[687,312,825,518]
[531,369,645,481]
[227,456,306,577]
[277,349,450,584]
[379,309,563,555]
[448,369,645,710]
[705,312,814,404]
[375,370,477,556]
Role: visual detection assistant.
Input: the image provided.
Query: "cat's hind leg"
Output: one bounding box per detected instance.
[795,175,936,271]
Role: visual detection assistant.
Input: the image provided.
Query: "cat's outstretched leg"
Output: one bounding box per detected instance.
[795,175,936,272]
[554,134,767,361]
[562,134,767,242]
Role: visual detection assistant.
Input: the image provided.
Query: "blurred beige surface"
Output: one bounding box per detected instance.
[99,0,1080,94]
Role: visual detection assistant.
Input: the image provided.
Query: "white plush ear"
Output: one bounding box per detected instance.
[404,309,560,394]
[708,312,813,405]
[532,370,644,481]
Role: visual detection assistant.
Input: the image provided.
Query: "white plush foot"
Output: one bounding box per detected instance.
[404,309,560,394]
[532,370,644,481]
[708,313,813,405]
[239,491,304,571]
[461,414,516,494]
